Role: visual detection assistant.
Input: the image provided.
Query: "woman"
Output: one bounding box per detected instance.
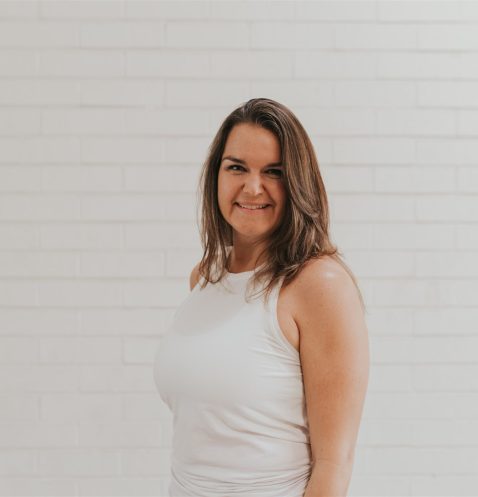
[154,98,369,497]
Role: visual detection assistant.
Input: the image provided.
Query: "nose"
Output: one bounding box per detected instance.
[242,173,264,196]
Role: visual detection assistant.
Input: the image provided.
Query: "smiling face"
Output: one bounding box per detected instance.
[217,123,287,247]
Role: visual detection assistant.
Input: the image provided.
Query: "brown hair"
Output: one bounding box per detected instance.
[195,97,366,313]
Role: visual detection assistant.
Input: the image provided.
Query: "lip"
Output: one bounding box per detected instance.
[235,202,271,207]
[235,202,271,212]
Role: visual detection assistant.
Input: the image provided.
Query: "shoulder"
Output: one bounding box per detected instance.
[290,255,363,328]
[189,261,201,292]
[293,255,352,296]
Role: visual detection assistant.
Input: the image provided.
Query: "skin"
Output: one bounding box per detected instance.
[217,122,287,272]
[296,258,369,496]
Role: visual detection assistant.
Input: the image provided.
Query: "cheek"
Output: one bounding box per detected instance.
[217,178,235,213]
[217,174,226,198]
[274,185,287,208]
[218,177,237,202]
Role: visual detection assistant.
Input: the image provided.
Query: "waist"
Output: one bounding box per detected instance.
[169,463,311,497]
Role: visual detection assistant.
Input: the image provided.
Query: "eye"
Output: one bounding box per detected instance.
[226,165,244,172]
[226,165,282,177]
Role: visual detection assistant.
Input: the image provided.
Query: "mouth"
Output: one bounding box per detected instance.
[235,202,271,212]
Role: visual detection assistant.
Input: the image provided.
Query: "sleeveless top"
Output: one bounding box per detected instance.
[153,250,312,496]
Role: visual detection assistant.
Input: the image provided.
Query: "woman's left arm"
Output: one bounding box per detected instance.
[293,259,370,497]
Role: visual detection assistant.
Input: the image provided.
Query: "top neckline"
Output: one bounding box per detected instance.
[225,266,263,280]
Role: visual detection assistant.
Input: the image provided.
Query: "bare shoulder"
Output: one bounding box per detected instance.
[289,255,363,326]
[189,261,201,292]
[292,255,351,294]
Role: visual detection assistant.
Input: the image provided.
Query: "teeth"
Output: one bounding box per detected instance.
[238,203,268,210]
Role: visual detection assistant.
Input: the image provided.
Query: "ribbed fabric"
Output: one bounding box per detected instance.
[153,249,312,496]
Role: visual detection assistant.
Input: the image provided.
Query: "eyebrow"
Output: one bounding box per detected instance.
[221,155,283,168]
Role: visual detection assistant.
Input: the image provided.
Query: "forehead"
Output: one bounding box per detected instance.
[223,124,281,162]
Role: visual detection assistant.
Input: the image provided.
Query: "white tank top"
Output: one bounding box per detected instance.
[153,251,312,497]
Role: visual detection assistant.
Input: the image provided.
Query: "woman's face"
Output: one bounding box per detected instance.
[217,123,287,244]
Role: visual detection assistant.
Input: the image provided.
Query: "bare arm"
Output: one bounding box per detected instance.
[293,259,370,497]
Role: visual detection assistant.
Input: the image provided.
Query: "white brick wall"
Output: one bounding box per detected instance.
[0,1,477,495]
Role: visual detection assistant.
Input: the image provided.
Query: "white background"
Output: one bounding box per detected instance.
[0,1,478,496]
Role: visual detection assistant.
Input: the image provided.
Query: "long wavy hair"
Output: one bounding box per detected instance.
[195,97,366,313]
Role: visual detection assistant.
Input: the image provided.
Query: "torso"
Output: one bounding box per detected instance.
[191,260,323,356]
[192,256,340,356]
